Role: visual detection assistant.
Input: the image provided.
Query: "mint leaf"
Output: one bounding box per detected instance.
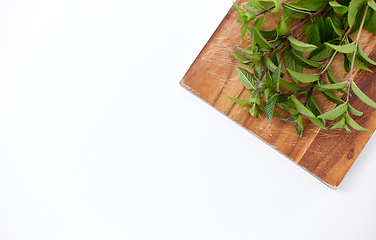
[351,82,376,108]
[295,114,304,137]
[331,117,346,129]
[254,29,273,50]
[284,48,303,74]
[291,95,316,117]
[272,0,282,12]
[228,97,251,105]
[368,0,376,11]
[288,36,318,52]
[237,67,257,90]
[329,1,348,14]
[324,42,357,53]
[286,68,320,83]
[314,82,349,92]
[348,104,364,116]
[346,112,369,131]
[290,50,323,69]
[305,21,321,46]
[244,0,265,12]
[348,0,367,27]
[309,117,328,130]
[265,95,278,122]
[356,44,376,65]
[322,91,345,104]
[318,103,348,120]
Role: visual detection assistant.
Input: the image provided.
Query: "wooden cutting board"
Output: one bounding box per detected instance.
[180,0,376,189]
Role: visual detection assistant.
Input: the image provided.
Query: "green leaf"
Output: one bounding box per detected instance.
[349,4,370,34]
[290,95,316,117]
[290,50,323,69]
[265,96,278,122]
[348,104,364,116]
[259,104,280,117]
[272,65,281,92]
[231,51,251,64]
[326,68,339,84]
[325,69,347,94]
[364,10,376,34]
[281,9,293,25]
[236,47,259,60]
[237,67,257,90]
[278,16,290,36]
[295,115,304,137]
[326,17,344,37]
[314,82,349,91]
[264,88,271,102]
[344,54,351,72]
[290,0,330,11]
[260,29,277,40]
[246,28,256,50]
[272,0,282,12]
[283,48,303,74]
[309,46,334,61]
[282,3,310,19]
[368,0,376,11]
[288,36,318,52]
[331,117,346,129]
[341,12,349,28]
[228,97,251,105]
[280,79,302,92]
[265,71,274,90]
[343,124,351,133]
[286,68,320,83]
[283,117,296,123]
[309,117,328,130]
[305,21,321,46]
[254,29,273,50]
[278,102,300,115]
[233,2,245,17]
[315,14,326,43]
[250,104,258,117]
[351,82,376,108]
[241,21,252,41]
[351,54,373,72]
[329,1,348,14]
[346,112,369,131]
[324,42,357,53]
[356,45,376,65]
[263,56,278,73]
[246,11,257,20]
[322,91,345,104]
[318,103,348,120]
[259,1,276,7]
[270,51,281,66]
[249,90,261,104]
[307,94,322,116]
[348,0,367,27]
[244,0,265,12]
[253,14,265,31]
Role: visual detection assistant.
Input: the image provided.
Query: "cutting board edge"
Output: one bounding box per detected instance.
[180,80,339,190]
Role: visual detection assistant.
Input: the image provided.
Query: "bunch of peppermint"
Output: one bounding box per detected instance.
[230,0,376,137]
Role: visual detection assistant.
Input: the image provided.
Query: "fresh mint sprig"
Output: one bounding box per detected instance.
[230,0,376,137]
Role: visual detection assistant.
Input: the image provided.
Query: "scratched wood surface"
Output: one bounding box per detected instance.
[180,0,376,189]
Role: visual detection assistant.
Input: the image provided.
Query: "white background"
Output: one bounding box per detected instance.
[0,0,376,239]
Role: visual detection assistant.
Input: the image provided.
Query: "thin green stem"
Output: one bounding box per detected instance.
[346,5,369,102]
[319,27,354,76]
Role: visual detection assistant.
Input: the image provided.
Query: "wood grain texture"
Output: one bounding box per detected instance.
[180,0,376,189]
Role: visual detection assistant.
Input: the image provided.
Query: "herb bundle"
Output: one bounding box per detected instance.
[230,0,376,137]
